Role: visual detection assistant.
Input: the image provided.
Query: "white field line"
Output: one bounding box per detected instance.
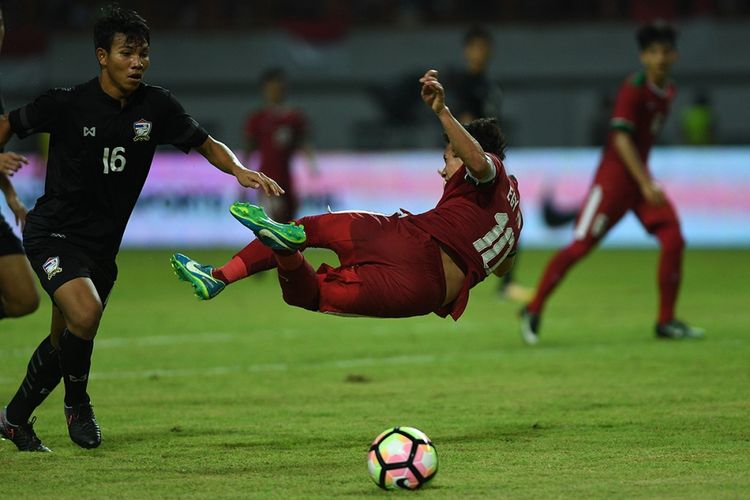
[88,353,440,381]
[0,333,240,360]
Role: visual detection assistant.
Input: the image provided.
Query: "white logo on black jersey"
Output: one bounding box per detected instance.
[43,256,63,280]
[133,119,152,142]
[84,127,96,137]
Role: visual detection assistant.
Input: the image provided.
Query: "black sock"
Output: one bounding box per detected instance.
[6,335,62,425]
[59,328,94,407]
[0,301,6,319]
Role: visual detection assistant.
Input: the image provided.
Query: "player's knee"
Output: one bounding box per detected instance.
[281,288,319,311]
[66,307,102,340]
[567,240,595,260]
[3,290,40,318]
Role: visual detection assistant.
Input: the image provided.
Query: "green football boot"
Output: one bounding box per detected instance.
[229,202,306,251]
[170,253,226,300]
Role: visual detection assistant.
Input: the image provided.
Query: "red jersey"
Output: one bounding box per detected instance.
[600,72,676,179]
[244,106,307,186]
[406,153,522,319]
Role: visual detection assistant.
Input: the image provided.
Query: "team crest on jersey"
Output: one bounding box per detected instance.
[133,118,152,142]
[43,256,62,280]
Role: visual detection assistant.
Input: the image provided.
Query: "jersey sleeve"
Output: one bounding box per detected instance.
[160,92,209,153]
[8,89,66,138]
[464,153,499,185]
[610,81,640,134]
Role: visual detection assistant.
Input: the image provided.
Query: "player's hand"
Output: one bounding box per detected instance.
[0,152,29,176]
[419,69,446,115]
[640,180,666,206]
[6,194,28,229]
[234,168,285,196]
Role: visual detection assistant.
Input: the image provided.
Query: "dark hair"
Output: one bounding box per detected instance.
[463,25,492,46]
[445,118,507,160]
[93,3,150,52]
[636,20,677,50]
[260,67,286,86]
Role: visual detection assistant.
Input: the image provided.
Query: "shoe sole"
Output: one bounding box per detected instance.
[229,203,306,251]
[170,255,211,300]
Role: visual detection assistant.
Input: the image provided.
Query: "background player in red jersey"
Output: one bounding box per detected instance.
[520,21,704,344]
[244,68,318,222]
[172,69,523,321]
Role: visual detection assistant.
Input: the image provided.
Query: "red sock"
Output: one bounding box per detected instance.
[528,240,592,314]
[211,240,276,284]
[655,225,685,324]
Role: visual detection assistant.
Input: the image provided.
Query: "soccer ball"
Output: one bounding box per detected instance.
[367,426,438,490]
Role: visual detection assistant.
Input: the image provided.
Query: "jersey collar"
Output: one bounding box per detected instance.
[91,77,146,109]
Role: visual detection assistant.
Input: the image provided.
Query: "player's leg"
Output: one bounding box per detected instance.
[254,210,376,311]
[280,221,445,317]
[496,249,534,303]
[51,278,105,448]
[634,197,703,339]
[170,202,307,299]
[1,306,63,452]
[0,223,39,320]
[0,254,40,319]
[521,184,627,344]
[171,207,374,300]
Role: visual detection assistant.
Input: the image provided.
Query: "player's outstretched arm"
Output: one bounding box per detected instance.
[419,69,492,181]
[195,136,285,196]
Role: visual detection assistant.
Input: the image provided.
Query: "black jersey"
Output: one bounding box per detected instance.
[9,78,208,257]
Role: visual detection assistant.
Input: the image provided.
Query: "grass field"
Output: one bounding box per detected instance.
[1,248,748,498]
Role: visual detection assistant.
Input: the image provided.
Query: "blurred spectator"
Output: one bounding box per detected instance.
[680,90,716,145]
[244,68,319,222]
[447,25,503,125]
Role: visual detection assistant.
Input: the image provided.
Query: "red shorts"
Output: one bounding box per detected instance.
[298,212,446,318]
[573,168,681,243]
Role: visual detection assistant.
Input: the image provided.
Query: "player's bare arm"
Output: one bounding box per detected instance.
[420,69,491,181]
[0,115,13,149]
[0,173,27,228]
[612,130,665,205]
[0,117,29,176]
[195,136,284,196]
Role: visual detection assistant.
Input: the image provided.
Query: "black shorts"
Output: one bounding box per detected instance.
[23,237,117,307]
[0,215,24,257]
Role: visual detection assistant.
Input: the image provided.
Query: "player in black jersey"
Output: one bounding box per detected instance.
[0,4,284,452]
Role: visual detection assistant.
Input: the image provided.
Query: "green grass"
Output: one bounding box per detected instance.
[1,248,748,498]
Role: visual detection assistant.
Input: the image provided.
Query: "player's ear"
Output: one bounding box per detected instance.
[96,47,108,67]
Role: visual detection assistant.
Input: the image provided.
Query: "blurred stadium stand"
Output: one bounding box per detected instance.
[2,0,749,150]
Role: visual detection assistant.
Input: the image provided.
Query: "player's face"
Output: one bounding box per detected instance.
[263,79,286,104]
[464,38,491,72]
[640,42,677,85]
[97,33,150,98]
[439,143,462,182]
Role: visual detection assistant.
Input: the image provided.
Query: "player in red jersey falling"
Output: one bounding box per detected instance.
[243,68,318,222]
[171,69,523,321]
[520,21,704,344]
